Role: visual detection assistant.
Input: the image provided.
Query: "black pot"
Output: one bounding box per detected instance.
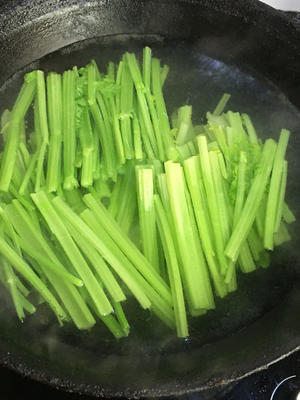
[0,0,299,397]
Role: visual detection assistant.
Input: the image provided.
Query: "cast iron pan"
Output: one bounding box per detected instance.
[0,0,300,397]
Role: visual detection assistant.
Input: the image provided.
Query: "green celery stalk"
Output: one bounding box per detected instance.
[108,174,124,218]
[107,94,126,165]
[79,108,95,187]
[264,129,290,250]
[82,193,172,306]
[120,58,134,159]
[125,52,158,157]
[112,300,130,336]
[60,217,126,303]
[274,160,288,232]
[242,114,258,145]
[115,60,123,114]
[154,194,188,337]
[233,151,247,225]
[0,74,36,191]
[3,257,25,320]
[35,70,49,192]
[184,156,227,297]
[274,221,291,246]
[5,202,95,329]
[282,202,296,224]
[62,70,78,190]
[176,105,193,146]
[18,237,83,287]
[225,139,277,261]
[151,57,177,160]
[137,103,156,159]
[132,115,143,160]
[19,152,39,195]
[165,161,214,310]
[160,64,170,87]
[213,93,231,116]
[226,111,247,142]
[46,72,62,192]
[197,135,229,273]
[51,196,152,309]
[0,235,66,321]
[135,167,159,272]
[31,191,113,316]
[142,48,165,161]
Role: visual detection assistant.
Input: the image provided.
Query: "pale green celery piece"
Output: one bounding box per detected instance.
[107,95,126,165]
[120,58,134,159]
[233,151,247,225]
[225,139,277,261]
[101,313,127,339]
[19,237,83,287]
[79,108,95,187]
[115,162,137,233]
[0,74,36,192]
[209,125,228,159]
[176,143,192,162]
[112,300,130,336]
[255,194,267,238]
[9,184,35,211]
[242,113,258,144]
[207,141,219,151]
[62,69,78,190]
[3,257,25,320]
[46,72,62,192]
[108,174,124,218]
[226,111,247,142]
[92,127,101,180]
[282,202,296,224]
[1,109,11,136]
[75,145,82,168]
[165,161,214,310]
[82,194,172,305]
[258,251,270,269]
[247,228,264,261]
[274,221,291,246]
[187,140,197,156]
[209,151,237,281]
[184,156,227,298]
[31,191,113,316]
[237,242,256,274]
[132,115,143,160]
[184,179,216,307]
[0,235,66,320]
[0,207,22,257]
[203,124,215,142]
[151,58,177,160]
[63,188,86,214]
[6,202,96,329]
[213,93,231,116]
[206,112,228,128]
[19,142,31,169]
[226,126,234,147]
[115,60,123,113]
[19,152,39,195]
[11,154,25,190]
[125,53,158,157]
[51,196,152,309]
[176,106,194,146]
[154,194,188,337]
[264,129,290,250]
[197,136,229,273]
[160,64,170,88]
[137,104,156,160]
[81,210,175,328]
[107,61,115,81]
[60,217,126,303]
[97,92,118,179]
[88,63,114,178]
[135,167,159,272]
[142,48,166,161]
[217,152,228,180]
[274,160,288,232]
[94,179,111,199]
[35,70,49,192]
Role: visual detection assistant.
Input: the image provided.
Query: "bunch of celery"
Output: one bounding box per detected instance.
[0,47,295,339]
